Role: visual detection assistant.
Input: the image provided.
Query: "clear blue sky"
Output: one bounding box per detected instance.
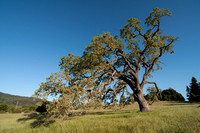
[0,0,200,99]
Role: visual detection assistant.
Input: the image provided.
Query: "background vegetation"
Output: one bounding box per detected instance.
[0,92,40,113]
[160,88,185,101]
[0,92,41,106]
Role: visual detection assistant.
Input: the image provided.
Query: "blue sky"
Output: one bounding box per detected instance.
[0,0,200,100]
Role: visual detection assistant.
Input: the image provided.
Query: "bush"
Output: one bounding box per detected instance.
[29,106,37,111]
[145,87,160,105]
[160,88,185,101]
[36,100,49,114]
[0,104,8,112]
[12,107,23,113]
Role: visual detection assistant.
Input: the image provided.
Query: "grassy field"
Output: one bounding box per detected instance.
[0,101,199,133]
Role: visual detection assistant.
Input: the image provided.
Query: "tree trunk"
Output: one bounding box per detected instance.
[135,91,150,112]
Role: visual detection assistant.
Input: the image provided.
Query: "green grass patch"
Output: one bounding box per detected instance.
[0,102,199,133]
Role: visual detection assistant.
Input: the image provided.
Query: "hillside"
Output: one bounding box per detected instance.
[0,92,41,107]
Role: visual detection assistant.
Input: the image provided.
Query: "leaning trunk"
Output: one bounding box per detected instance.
[135,91,150,112]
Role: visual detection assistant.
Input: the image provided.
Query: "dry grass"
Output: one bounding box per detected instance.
[0,101,199,133]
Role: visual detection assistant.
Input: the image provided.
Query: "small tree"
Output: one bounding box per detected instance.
[145,87,160,105]
[35,8,177,114]
[0,104,8,112]
[186,77,200,102]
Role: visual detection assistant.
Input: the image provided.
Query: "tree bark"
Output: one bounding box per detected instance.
[135,91,150,112]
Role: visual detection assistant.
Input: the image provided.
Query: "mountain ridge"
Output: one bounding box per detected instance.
[0,92,41,106]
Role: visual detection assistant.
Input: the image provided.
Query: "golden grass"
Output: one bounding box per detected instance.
[0,101,199,133]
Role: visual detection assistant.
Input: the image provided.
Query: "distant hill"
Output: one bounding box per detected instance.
[0,92,41,106]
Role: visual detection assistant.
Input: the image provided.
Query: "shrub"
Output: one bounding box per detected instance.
[0,104,8,112]
[160,88,185,101]
[36,100,49,114]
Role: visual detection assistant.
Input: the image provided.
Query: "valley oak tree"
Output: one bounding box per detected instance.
[35,8,177,114]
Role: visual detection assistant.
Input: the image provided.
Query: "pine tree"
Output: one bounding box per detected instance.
[186,77,200,102]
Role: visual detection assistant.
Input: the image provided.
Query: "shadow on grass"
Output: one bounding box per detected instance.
[164,101,200,106]
[87,110,132,116]
[17,113,55,128]
[17,110,136,127]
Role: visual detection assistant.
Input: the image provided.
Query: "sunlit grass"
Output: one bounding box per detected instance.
[0,101,199,133]
[0,113,33,132]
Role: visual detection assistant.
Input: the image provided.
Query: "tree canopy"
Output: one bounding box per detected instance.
[35,8,177,116]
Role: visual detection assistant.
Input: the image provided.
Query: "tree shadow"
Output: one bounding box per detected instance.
[87,111,114,115]
[17,113,55,128]
[17,110,133,127]
[164,101,191,106]
[86,110,132,116]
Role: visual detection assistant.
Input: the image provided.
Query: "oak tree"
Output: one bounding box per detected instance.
[35,8,176,114]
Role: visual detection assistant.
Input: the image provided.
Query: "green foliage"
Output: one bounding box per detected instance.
[145,86,160,104]
[35,7,177,116]
[0,92,40,113]
[0,104,37,113]
[186,77,200,102]
[159,88,185,101]
[0,104,8,112]
[28,106,37,111]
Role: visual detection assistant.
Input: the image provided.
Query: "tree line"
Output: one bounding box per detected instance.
[0,104,36,113]
[144,77,200,104]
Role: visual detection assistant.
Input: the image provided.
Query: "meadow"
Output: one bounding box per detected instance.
[0,101,199,133]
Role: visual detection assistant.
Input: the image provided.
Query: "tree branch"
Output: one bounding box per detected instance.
[119,76,136,91]
[151,20,160,38]
[144,81,159,93]
[116,49,137,73]
[147,39,175,74]
[139,31,148,40]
